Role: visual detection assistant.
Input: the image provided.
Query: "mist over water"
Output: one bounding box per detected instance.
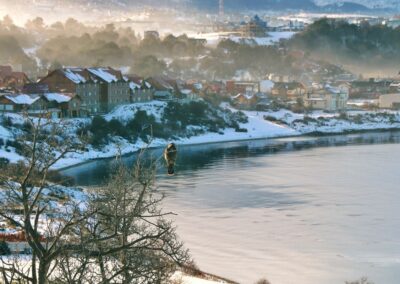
[63,132,400,283]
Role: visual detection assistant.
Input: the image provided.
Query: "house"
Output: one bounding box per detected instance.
[128,76,153,103]
[232,93,258,109]
[379,93,400,109]
[0,92,80,118]
[179,88,201,103]
[0,94,43,113]
[87,67,130,112]
[39,68,102,114]
[349,79,392,99]
[146,76,175,100]
[40,67,130,114]
[43,93,82,118]
[271,82,306,99]
[303,86,348,111]
[226,81,259,95]
[204,81,225,95]
[0,231,45,254]
[0,65,30,91]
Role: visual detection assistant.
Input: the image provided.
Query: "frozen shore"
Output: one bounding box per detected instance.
[1,102,400,170]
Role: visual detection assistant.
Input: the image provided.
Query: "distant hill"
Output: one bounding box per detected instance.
[36,0,376,13]
[322,2,372,12]
[288,18,400,73]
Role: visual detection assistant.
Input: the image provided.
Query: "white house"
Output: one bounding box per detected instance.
[304,85,348,111]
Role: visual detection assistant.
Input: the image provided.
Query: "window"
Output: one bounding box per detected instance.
[5,105,13,111]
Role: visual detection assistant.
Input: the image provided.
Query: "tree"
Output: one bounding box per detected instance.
[132,55,166,77]
[80,153,189,283]
[0,114,86,284]
[0,113,189,283]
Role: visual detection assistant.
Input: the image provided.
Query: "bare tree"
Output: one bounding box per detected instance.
[0,113,189,284]
[80,151,189,283]
[0,113,87,284]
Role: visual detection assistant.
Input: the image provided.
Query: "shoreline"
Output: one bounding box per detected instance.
[58,126,400,172]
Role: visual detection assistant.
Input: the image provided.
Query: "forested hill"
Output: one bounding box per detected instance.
[288,18,400,74]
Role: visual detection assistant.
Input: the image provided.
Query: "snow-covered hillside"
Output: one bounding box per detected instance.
[1,102,400,170]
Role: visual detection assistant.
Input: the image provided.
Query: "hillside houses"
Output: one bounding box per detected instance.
[0,92,81,118]
[146,76,201,102]
[39,67,130,114]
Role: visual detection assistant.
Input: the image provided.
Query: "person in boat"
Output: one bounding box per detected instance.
[164,143,177,175]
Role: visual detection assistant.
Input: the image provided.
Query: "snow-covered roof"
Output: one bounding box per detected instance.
[144,81,152,89]
[193,83,203,90]
[180,89,193,95]
[233,93,255,100]
[87,68,119,83]
[5,94,41,105]
[63,68,87,84]
[129,81,141,90]
[43,93,72,103]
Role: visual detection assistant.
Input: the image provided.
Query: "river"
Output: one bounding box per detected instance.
[61,131,400,284]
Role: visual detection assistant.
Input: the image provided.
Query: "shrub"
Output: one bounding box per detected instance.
[0,240,11,255]
[232,111,249,124]
[0,157,9,168]
[264,115,277,122]
[89,116,110,147]
[2,116,13,128]
[108,118,128,138]
[235,127,248,133]
[5,140,25,155]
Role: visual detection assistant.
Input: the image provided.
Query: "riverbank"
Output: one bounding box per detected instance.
[54,108,400,170]
[2,103,400,171]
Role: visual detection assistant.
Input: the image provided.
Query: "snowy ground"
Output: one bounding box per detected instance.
[1,102,400,170]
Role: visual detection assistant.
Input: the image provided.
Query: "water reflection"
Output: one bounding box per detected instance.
[61,131,400,186]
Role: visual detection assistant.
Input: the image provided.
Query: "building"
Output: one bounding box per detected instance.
[40,67,130,114]
[379,93,400,109]
[304,86,348,111]
[43,93,82,118]
[0,94,43,113]
[146,76,175,101]
[0,92,81,118]
[0,65,30,91]
[87,67,130,112]
[39,68,101,114]
[128,76,153,103]
[232,93,258,109]
[349,79,392,99]
[241,15,268,37]
[226,81,259,95]
[271,82,306,100]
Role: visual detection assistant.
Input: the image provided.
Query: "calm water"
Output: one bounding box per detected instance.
[62,132,400,284]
